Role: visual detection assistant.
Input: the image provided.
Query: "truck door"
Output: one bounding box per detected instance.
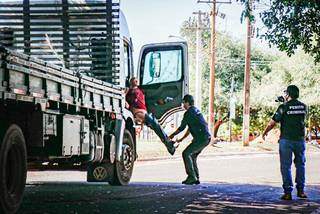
[138,42,188,124]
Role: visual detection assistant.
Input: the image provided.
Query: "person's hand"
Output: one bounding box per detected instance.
[157,99,165,105]
[262,132,267,141]
[174,141,180,148]
[125,101,130,109]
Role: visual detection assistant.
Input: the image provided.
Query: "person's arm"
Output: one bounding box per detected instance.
[125,101,130,109]
[176,129,190,143]
[125,88,130,109]
[262,119,276,140]
[125,88,129,95]
[169,127,183,139]
[262,105,283,140]
[169,114,188,139]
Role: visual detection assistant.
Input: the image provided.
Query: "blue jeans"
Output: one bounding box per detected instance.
[279,139,306,194]
[144,113,170,143]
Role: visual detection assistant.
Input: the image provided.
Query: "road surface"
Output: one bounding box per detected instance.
[20,152,320,213]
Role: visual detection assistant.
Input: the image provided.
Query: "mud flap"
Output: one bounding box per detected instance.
[87,162,114,182]
[115,118,125,162]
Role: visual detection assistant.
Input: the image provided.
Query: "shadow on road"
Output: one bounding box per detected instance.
[178,183,320,214]
[20,182,320,214]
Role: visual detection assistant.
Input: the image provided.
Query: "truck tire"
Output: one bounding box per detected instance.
[109,130,135,186]
[0,124,27,214]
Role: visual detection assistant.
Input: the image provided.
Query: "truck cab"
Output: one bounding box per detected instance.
[119,11,189,122]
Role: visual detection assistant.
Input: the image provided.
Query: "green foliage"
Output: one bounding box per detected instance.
[250,50,320,135]
[251,50,320,107]
[180,15,274,114]
[230,105,275,135]
[308,105,320,128]
[238,0,320,63]
[260,1,320,62]
[180,9,320,138]
[249,107,275,133]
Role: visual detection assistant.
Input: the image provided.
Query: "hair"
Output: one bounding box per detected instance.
[286,85,299,99]
[129,77,137,83]
[183,94,194,106]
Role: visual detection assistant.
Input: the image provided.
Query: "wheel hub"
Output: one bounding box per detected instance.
[122,144,133,171]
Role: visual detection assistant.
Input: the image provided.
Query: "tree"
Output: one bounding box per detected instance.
[180,15,274,137]
[250,50,320,107]
[181,2,320,138]
[180,15,273,109]
[250,50,320,136]
[240,0,320,63]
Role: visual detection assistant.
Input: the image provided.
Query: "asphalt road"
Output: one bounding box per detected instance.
[20,152,320,214]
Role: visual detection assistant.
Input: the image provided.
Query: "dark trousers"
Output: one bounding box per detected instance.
[182,137,210,180]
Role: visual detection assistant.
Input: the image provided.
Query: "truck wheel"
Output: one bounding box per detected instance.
[0,125,27,214]
[109,130,135,186]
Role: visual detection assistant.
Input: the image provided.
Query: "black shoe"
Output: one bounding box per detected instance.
[182,177,198,185]
[280,193,292,200]
[297,191,308,199]
[165,140,175,155]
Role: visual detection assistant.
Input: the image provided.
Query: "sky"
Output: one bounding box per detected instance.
[120,0,253,66]
[1,0,270,65]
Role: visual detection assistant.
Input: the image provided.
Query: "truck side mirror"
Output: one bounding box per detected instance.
[149,52,161,79]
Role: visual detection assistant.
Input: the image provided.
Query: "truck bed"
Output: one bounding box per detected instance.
[0,0,121,85]
[0,46,124,114]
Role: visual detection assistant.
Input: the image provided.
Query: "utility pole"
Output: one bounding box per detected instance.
[192,11,206,110]
[209,2,216,131]
[197,0,231,133]
[243,0,253,146]
[229,76,235,142]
